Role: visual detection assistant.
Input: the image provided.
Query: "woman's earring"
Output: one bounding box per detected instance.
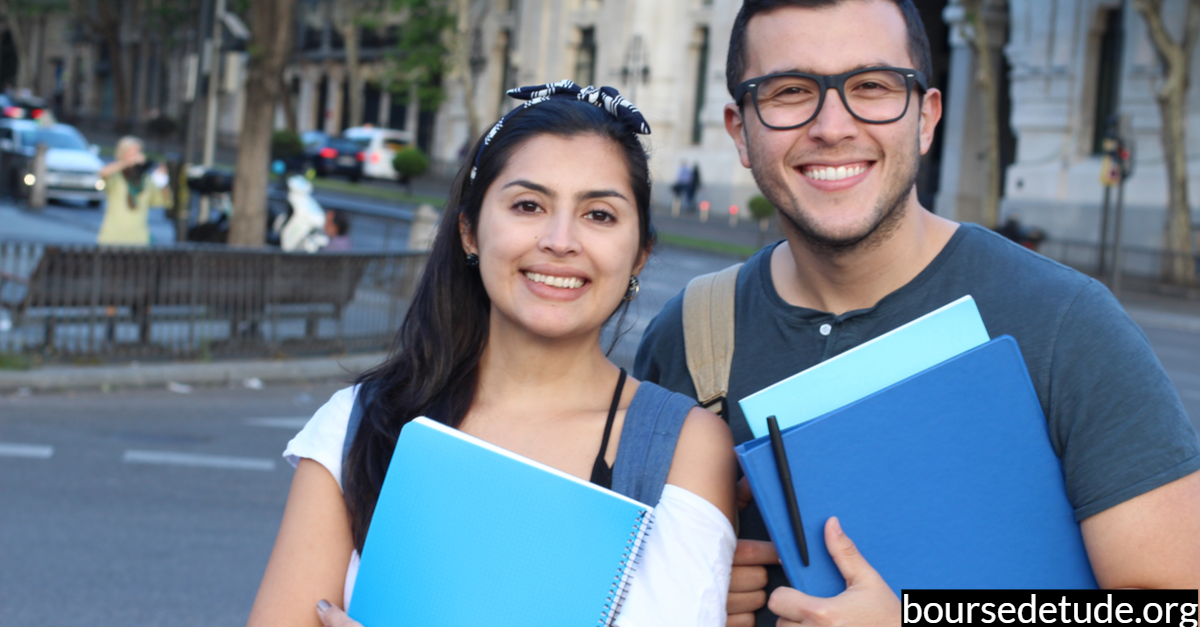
[465,253,480,267]
[624,275,640,301]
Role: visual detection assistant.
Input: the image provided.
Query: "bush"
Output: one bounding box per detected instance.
[271,130,304,161]
[748,195,775,221]
[392,146,430,183]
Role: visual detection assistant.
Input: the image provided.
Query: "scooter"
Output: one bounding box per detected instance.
[185,167,329,253]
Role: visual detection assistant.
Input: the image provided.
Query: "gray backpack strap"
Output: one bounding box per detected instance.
[609,382,696,506]
[682,263,742,415]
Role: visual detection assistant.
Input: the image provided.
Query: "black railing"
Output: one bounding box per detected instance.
[0,242,428,362]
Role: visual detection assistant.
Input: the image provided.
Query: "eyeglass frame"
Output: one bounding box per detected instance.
[733,67,929,130]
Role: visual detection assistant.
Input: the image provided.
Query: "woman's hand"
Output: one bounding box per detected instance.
[317,600,362,627]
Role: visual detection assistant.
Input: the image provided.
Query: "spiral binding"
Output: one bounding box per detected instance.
[598,508,655,626]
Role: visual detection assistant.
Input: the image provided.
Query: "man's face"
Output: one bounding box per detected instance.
[725,0,941,252]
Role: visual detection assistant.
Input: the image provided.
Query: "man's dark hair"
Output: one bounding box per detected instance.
[726,0,932,101]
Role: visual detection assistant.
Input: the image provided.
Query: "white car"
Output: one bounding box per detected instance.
[342,126,415,180]
[0,120,105,205]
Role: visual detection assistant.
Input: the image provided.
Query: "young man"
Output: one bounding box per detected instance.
[633,1,1200,626]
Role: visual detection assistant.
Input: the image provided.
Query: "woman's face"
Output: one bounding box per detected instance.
[464,133,646,342]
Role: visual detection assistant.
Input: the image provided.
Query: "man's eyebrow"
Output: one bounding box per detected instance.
[502,180,554,197]
[764,61,897,75]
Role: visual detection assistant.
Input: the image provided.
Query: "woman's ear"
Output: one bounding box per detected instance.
[632,244,652,277]
[458,213,477,256]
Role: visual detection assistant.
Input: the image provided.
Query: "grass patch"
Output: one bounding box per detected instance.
[311,178,446,207]
[0,353,35,370]
[657,232,759,259]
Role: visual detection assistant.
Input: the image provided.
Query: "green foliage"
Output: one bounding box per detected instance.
[748,195,775,221]
[271,130,304,160]
[388,0,455,111]
[392,146,430,180]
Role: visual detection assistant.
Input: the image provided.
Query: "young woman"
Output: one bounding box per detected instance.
[246,81,737,627]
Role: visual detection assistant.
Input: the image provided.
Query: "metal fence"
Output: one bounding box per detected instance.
[0,241,428,362]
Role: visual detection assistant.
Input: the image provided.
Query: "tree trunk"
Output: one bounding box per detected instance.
[279,73,297,132]
[1134,0,1197,285]
[339,1,363,129]
[962,0,1002,229]
[1,2,30,91]
[455,0,479,142]
[229,0,297,247]
[97,0,131,126]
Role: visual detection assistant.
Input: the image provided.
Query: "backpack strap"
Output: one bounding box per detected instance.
[610,382,696,506]
[341,382,374,489]
[682,263,742,416]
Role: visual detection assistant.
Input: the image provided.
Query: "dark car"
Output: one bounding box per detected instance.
[308,136,366,182]
[0,93,49,121]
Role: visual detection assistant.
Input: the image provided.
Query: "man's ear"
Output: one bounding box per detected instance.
[458,213,477,255]
[725,103,753,169]
[918,88,943,156]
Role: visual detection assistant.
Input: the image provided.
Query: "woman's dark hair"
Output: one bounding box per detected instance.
[725,0,932,101]
[343,98,655,552]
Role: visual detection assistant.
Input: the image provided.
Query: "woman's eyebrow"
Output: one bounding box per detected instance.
[578,190,629,202]
[502,180,554,197]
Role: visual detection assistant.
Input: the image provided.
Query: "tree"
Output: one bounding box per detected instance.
[71,0,133,125]
[956,0,1003,228]
[1132,0,1198,286]
[334,0,384,130]
[387,0,453,114]
[228,0,297,247]
[0,0,69,92]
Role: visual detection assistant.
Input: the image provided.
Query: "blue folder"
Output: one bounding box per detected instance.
[350,417,653,627]
[735,337,1098,596]
[739,295,990,438]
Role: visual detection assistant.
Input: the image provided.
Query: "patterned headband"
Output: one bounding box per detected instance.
[470,79,651,182]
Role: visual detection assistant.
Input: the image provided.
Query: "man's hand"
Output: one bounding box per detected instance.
[728,477,777,627]
[769,517,900,627]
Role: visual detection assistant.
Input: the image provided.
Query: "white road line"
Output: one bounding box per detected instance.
[244,417,310,429]
[0,443,54,459]
[122,450,276,471]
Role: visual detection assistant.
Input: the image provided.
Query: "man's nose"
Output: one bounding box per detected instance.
[805,89,860,144]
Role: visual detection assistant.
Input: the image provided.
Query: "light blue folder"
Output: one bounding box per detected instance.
[735,337,1098,596]
[739,295,989,438]
[349,417,652,627]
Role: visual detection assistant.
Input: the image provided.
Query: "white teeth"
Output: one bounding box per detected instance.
[524,272,584,289]
[803,164,867,181]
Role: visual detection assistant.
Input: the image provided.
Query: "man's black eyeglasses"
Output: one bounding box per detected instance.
[734,67,928,130]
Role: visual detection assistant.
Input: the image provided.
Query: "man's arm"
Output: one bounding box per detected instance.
[1081,469,1200,597]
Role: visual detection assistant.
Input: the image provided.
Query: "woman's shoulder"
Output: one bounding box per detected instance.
[282,385,360,492]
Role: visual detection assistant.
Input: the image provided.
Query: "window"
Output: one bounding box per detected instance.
[1092,8,1122,154]
[575,27,596,87]
[692,27,709,145]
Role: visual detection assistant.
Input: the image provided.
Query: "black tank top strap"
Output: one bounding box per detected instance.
[589,368,627,489]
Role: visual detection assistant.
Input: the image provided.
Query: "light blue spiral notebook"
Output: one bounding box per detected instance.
[739,295,990,438]
[735,337,1098,596]
[349,417,653,627]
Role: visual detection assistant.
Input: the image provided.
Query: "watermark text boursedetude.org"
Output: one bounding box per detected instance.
[903,591,1199,627]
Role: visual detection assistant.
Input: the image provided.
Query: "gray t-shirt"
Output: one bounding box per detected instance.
[635,224,1200,618]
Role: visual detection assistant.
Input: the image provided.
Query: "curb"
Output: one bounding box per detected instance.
[0,352,388,393]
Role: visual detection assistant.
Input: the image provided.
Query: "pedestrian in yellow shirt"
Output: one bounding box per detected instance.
[96,136,172,246]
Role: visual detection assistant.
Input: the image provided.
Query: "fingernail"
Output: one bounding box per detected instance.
[317,599,331,612]
[831,516,844,537]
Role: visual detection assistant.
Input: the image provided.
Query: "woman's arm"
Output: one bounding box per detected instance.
[665,406,737,522]
[246,458,355,627]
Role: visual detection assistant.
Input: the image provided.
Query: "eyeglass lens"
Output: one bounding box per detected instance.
[754,70,911,128]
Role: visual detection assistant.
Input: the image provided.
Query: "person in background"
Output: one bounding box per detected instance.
[672,160,693,214]
[323,210,352,252]
[687,161,703,213]
[96,136,171,246]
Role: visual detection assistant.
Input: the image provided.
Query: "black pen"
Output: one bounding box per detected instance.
[767,415,809,567]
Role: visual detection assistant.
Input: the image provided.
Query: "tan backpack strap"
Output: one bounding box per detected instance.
[682,263,743,414]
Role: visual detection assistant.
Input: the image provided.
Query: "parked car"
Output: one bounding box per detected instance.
[342,126,414,180]
[0,93,48,121]
[305,135,366,182]
[0,119,105,205]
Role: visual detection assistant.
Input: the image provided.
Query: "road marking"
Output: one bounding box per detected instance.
[244,417,310,429]
[123,450,276,471]
[0,443,54,459]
